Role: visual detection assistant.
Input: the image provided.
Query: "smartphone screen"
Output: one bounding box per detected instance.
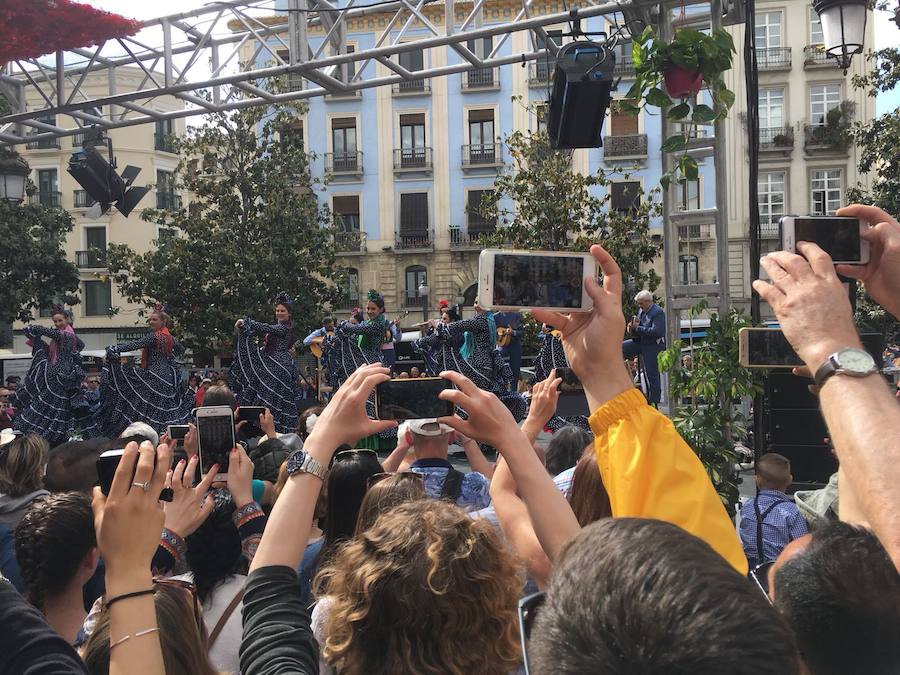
[96,449,173,501]
[492,254,587,309]
[237,406,265,437]
[197,411,234,474]
[168,425,189,445]
[745,330,802,368]
[793,217,861,262]
[375,378,454,421]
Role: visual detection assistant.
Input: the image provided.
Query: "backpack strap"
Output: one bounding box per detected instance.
[753,495,789,564]
[207,587,244,649]
[440,468,465,503]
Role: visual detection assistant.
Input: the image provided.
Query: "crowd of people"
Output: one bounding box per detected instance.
[1,202,899,674]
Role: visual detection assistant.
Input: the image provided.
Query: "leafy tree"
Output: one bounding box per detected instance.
[0,199,80,325]
[106,100,341,359]
[659,302,764,514]
[477,113,663,319]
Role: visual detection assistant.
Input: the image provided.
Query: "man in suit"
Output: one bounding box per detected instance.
[622,290,665,405]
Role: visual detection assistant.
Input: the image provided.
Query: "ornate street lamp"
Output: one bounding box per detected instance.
[417,280,430,324]
[0,151,30,203]
[813,0,868,70]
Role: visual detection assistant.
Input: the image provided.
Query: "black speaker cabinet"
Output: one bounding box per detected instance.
[548,41,616,149]
[768,444,838,484]
[768,409,829,446]
[767,371,818,410]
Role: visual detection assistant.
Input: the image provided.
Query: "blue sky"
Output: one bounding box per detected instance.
[874,8,900,114]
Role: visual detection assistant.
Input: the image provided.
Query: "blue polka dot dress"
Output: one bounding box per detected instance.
[94,331,193,438]
[230,318,299,434]
[532,329,590,433]
[12,325,92,445]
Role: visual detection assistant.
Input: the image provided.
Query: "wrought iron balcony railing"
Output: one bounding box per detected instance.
[759,126,794,150]
[393,147,432,171]
[461,143,500,167]
[29,190,62,207]
[756,47,792,70]
[603,134,649,158]
[462,68,498,89]
[76,250,107,269]
[392,79,430,94]
[73,189,93,208]
[395,231,433,250]
[154,133,177,153]
[325,151,364,174]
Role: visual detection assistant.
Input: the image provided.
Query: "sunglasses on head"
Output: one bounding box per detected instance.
[518,591,546,675]
[366,471,425,490]
[331,447,378,467]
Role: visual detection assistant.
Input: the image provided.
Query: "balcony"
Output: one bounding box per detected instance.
[282,73,304,92]
[461,68,499,90]
[461,143,501,169]
[760,221,781,239]
[76,250,106,269]
[450,224,494,249]
[392,79,430,96]
[28,191,62,207]
[678,223,714,241]
[803,45,831,68]
[404,292,429,308]
[336,293,361,310]
[804,124,851,155]
[335,230,366,254]
[395,230,433,251]
[393,147,433,172]
[614,58,635,78]
[528,62,553,87]
[326,151,364,176]
[759,126,794,152]
[73,189,93,208]
[72,131,87,148]
[154,133,177,153]
[25,134,59,150]
[756,47,792,71]
[156,192,182,210]
[603,133,649,159]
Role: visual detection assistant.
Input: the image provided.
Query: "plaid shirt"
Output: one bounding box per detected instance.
[739,490,809,567]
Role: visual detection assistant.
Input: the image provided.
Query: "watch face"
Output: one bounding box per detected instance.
[837,348,875,373]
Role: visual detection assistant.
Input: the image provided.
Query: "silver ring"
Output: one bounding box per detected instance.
[131,480,151,492]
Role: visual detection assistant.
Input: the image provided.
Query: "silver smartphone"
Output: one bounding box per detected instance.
[478,249,596,312]
[780,216,869,265]
[195,405,235,478]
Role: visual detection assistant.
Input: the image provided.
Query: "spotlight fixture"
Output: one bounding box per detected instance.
[67,140,149,217]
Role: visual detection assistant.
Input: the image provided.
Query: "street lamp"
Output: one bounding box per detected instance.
[813,0,867,71]
[0,151,30,203]
[417,280,430,324]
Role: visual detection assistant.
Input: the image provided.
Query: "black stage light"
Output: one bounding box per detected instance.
[547,41,616,150]
[67,143,149,217]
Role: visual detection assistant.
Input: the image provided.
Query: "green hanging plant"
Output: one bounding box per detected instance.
[624,26,737,190]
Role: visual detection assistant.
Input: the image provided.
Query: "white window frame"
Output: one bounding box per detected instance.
[758,87,785,131]
[754,11,783,50]
[809,84,841,126]
[758,171,786,227]
[809,6,824,45]
[810,168,843,215]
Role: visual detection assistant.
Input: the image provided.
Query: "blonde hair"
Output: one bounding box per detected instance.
[315,500,522,674]
[0,433,48,497]
[354,473,425,535]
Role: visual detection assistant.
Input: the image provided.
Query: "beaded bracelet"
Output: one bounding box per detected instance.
[110,627,161,650]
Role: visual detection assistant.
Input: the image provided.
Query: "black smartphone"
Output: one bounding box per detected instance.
[554,367,581,388]
[375,377,455,421]
[236,406,266,438]
[167,424,190,446]
[740,329,885,369]
[96,449,173,501]
[196,405,235,477]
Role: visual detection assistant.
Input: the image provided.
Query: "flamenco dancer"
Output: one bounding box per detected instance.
[12,307,94,445]
[415,300,526,422]
[95,304,193,438]
[532,323,590,433]
[230,292,299,434]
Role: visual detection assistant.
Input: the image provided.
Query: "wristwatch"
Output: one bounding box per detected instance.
[813,347,879,389]
[285,449,328,481]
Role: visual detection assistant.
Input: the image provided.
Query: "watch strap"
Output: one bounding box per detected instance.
[286,449,328,481]
[813,356,838,389]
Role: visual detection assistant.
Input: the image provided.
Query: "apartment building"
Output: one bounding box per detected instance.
[13,67,186,352]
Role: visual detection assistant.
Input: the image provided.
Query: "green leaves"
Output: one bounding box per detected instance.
[661,134,688,152]
[646,87,674,108]
[691,104,718,123]
[668,102,691,120]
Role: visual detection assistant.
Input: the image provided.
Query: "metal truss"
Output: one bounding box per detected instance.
[0,0,651,147]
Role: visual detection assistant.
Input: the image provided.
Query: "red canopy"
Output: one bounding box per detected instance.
[0,0,141,64]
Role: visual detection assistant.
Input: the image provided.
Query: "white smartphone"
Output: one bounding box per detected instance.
[195,405,235,479]
[780,216,869,265]
[738,328,802,369]
[478,249,597,312]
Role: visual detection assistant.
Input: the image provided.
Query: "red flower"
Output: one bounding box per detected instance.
[0,1,141,64]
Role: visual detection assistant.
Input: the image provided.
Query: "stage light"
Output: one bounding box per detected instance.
[813,0,867,71]
[67,142,149,217]
[547,40,616,150]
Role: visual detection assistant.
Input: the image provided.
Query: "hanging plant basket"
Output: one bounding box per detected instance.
[664,66,703,98]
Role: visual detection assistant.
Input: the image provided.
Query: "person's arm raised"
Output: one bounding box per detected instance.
[439,371,579,562]
[520,370,562,445]
[92,441,171,675]
[754,242,900,568]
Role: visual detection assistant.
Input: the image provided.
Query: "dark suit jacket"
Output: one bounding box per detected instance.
[634,303,666,348]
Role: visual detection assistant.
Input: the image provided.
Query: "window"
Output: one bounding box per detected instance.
[341,45,356,83]
[466,37,494,85]
[399,113,426,167]
[155,119,175,152]
[281,121,304,151]
[754,12,782,49]
[333,195,360,232]
[536,104,549,134]
[276,49,303,90]
[156,170,177,209]
[678,255,699,285]
[331,117,358,170]
[157,226,177,242]
[405,265,428,307]
[84,280,112,316]
[810,169,842,215]
[468,109,495,162]
[609,100,639,136]
[339,267,360,308]
[533,30,563,81]
[758,171,786,226]
[29,115,58,148]
[36,169,58,206]
[466,189,496,233]
[758,88,785,130]
[84,226,107,267]
[399,48,424,72]
[399,193,429,247]
[809,84,841,126]
[809,7,824,45]
[677,179,700,211]
[611,181,641,213]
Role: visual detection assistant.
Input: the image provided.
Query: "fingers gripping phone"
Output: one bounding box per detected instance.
[195,405,235,478]
[236,406,266,438]
[375,377,455,421]
[478,249,597,312]
[780,216,869,265]
[167,424,190,446]
[96,449,173,501]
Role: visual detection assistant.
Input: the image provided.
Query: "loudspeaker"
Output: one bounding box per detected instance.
[768,444,838,484]
[769,409,828,446]
[767,372,817,410]
[547,41,616,150]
